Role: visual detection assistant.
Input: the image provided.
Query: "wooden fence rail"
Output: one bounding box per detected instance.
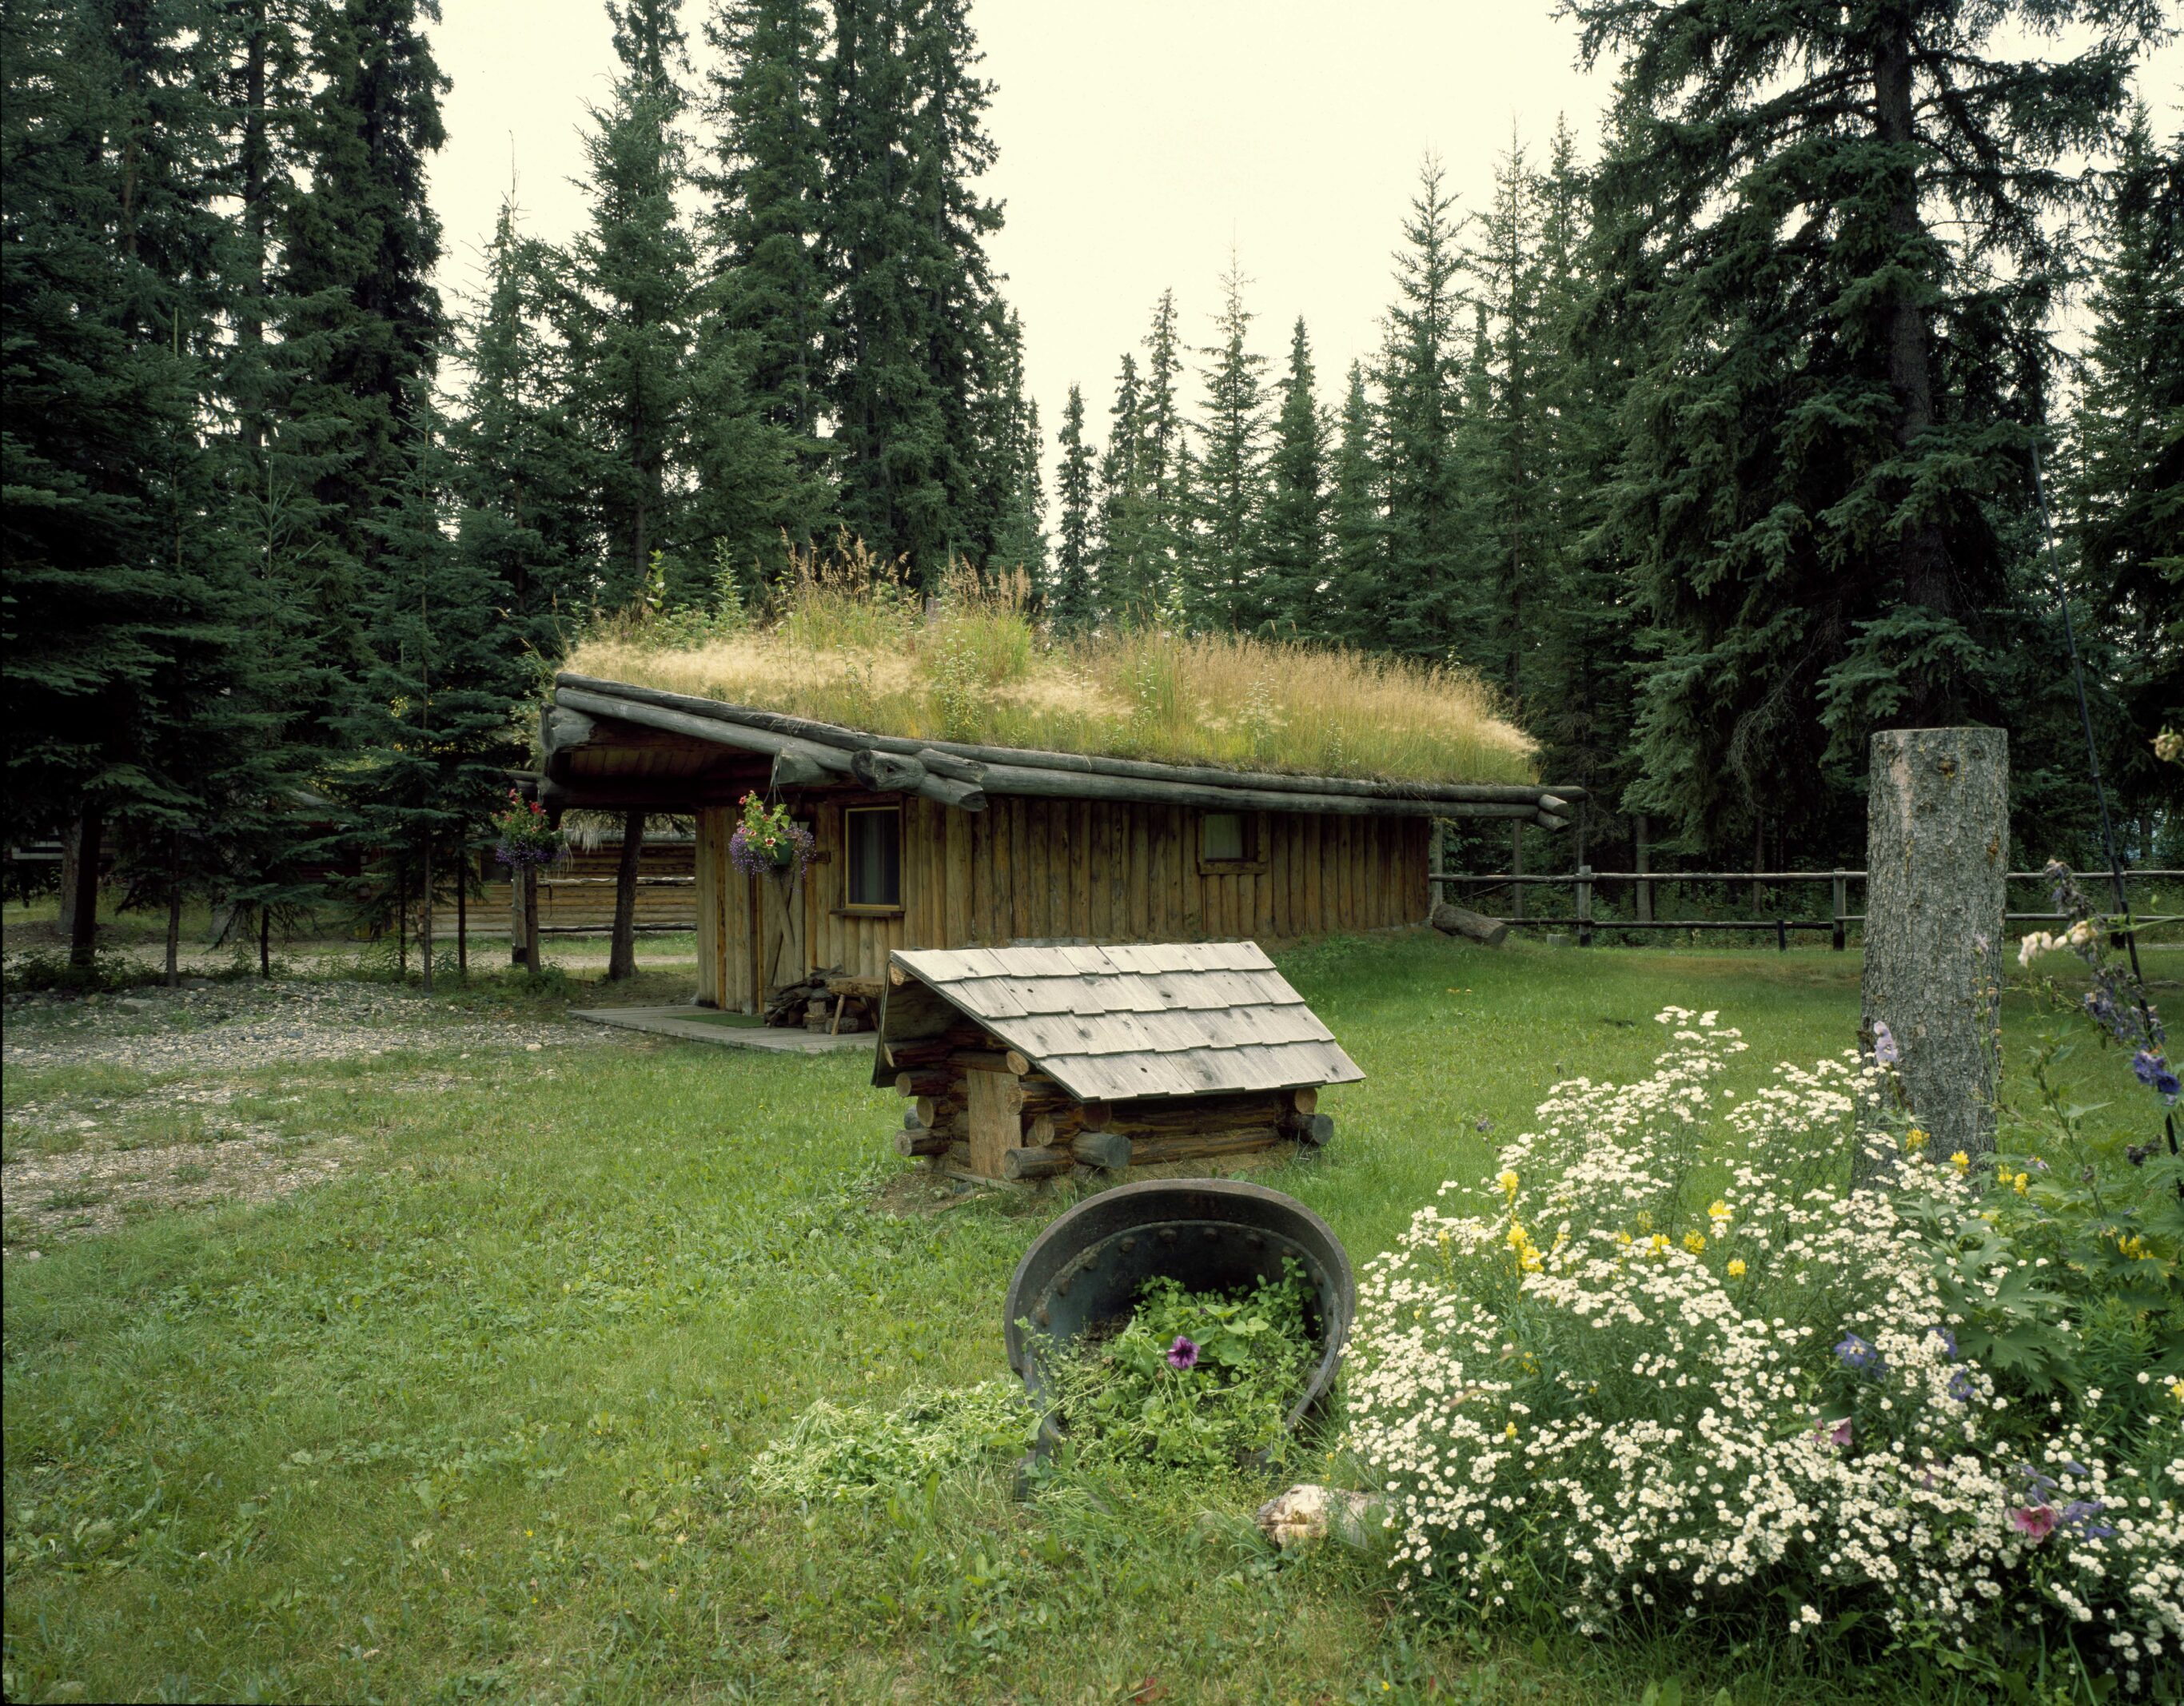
[1429,867,2182,950]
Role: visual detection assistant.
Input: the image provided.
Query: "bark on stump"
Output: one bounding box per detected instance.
[1860,727,2006,1181]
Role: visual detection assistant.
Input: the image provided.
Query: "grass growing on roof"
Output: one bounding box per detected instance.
[564,556,1538,784]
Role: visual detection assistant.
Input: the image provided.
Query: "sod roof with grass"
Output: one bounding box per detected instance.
[559,574,1545,795]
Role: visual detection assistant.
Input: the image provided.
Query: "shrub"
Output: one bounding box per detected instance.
[1344,1010,2182,1690]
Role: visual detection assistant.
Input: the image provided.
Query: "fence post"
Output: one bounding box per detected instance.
[1831,870,1848,952]
[1576,863,1593,947]
[1635,815,1652,923]
[1511,822,1525,922]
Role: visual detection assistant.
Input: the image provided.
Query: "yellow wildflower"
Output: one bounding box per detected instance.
[2169,1376,2184,1407]
[2118,1234,2147,1261]
[1497,1169,1520,1198]
[2013,1173,2029,1195]
[1503,1421,1518,1441]
[1708,1198,1730,1224]
[1684,1232,1707,1254]
[1635,1210,1653,1232]
[1950,1151,1970,1172]
[1649,1234,1671,1258]
[1727,1258,1748,1279]
[1906,1127,1929,1151]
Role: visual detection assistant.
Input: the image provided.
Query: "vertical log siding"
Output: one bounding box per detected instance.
[695,797,1430,1011]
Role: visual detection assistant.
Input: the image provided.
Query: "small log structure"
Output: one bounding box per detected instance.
[874,943,1363,1184]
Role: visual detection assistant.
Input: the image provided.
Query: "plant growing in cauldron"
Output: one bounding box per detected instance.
[728,791,815,879]
[1036,1262,1317,1473]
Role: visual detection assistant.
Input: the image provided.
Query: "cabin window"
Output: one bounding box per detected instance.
[845,806,902,909]
[1201,812,1249,863]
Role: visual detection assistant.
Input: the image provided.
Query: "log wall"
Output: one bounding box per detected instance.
[695,796,1429,1011]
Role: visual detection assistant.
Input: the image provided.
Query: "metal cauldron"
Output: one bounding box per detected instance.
[1002,1179,1356,1454]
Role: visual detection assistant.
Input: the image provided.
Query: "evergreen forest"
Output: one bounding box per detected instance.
[6,0,2179,963]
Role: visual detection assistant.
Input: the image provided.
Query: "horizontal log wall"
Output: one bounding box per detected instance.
[695,797,1429,1009]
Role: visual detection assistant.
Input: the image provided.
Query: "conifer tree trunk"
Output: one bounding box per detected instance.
[456,868,468,979]
[420,840,435,994]
[608,812,645,981]
[260,908,271,979]
[165,838,183,989]
[1875,18,1952,726]
[68,805,103,969]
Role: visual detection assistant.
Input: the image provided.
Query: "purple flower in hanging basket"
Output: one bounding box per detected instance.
[728,821,815,880]
[1166,1335,1200,1371]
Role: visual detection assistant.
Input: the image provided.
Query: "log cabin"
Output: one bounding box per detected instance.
[536,670,1580,1014]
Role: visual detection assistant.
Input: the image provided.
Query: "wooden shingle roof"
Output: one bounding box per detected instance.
[878,942,1365,1102]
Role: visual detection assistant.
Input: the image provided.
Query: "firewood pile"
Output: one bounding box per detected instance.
[763,971,882,1033]
[884,1020,1335,1183]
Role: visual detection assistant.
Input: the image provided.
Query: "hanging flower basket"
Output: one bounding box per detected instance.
[730,793,816,882]
[490,789,565,869]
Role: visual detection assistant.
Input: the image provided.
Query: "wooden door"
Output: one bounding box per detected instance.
[758,866,806,997]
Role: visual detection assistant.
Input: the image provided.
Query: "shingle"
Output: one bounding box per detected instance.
[887,941,1363,1099]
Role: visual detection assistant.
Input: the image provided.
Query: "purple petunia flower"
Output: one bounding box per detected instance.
[1871,1021,1899,1066]
[1166,1335,1199,1371]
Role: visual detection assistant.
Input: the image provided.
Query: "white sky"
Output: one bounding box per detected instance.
[428,0,2184,467]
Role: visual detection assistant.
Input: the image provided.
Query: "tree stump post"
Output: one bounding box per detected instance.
[1859,727,2007,1180]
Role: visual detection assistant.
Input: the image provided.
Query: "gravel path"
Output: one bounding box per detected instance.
[2,981,586,1077]
[3,979,608,1259]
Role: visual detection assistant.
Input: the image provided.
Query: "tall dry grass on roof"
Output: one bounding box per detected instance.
[564,556,1537,784]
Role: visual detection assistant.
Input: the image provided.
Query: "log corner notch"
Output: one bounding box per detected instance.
[874,942,1365,1186]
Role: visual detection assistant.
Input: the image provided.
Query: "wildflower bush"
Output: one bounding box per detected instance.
[1038,1265,1317,1475]
[1345,1010,2183,1691]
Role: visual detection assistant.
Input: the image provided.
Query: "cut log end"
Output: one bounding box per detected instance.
[1430,900,1509,947]
[1000,1144,1071,1181]
[895,1128,951,1158]
[1070,1130,1133,1172]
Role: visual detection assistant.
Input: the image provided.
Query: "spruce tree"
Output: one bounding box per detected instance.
[1461,132,1546,701]
[272,0,447,648]
[568,0,696,606]
[1572,0,2163,851]
[1094,353,1150,622]
[341,396,524,991]
[2,0,233,958]
[1193,258,1270,631]
[1261,316,1329,636]
[1050,382,1098,634]
[1373,157,1466,660]
[451,197,588,656]
[1139,290,1190,597]
[2069,109,2183,838]
[692,0,835,575]
[1327,361,1386,648]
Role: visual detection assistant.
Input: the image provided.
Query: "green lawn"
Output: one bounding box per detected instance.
[3,935,2174,1704]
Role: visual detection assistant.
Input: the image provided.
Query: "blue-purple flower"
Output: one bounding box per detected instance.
[1947,1370,1974,1403]
[2132,1049,2180,1102]
[2061,1500,2116,1539]
[1834,1332,1885,1377]
[1871,1021,1900,1066]
[1166,1335,1199,1371]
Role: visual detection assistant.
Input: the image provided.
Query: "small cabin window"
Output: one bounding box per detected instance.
[846,806,902,909]
[1201,812,1249,863]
